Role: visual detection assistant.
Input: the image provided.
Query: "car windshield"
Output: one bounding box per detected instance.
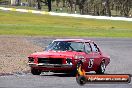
[46,41,84,52]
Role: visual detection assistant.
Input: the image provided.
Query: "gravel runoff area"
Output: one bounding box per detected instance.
[0,35,43,74]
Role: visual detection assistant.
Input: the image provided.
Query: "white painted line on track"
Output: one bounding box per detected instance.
[0,7,132,21]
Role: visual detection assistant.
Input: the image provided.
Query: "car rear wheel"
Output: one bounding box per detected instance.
[96,61,106,74]
[31,68,41,75]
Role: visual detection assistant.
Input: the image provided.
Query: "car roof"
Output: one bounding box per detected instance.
[54,39,92,43]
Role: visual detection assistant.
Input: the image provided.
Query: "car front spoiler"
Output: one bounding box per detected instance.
[28,63,73,68]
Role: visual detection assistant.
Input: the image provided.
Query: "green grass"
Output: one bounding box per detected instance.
[0,10,132,37]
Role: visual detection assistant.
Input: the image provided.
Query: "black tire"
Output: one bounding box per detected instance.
[31,68,41,75]
[96,60,106,74]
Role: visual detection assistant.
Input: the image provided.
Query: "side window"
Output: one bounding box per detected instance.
[90,43,99,52]
[70,42,84,52]
[85,43,92,53]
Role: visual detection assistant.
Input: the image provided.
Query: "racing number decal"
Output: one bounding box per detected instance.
[88,59,94,68]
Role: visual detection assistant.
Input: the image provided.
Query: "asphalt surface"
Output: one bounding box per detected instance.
[0,37,132,88]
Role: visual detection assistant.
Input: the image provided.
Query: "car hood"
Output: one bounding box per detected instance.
[29,51,85,58]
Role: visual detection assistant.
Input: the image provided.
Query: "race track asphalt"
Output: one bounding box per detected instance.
[0,37,132,88]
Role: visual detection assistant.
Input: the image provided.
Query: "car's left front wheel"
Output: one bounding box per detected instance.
[31,68,41,75]
[96,60,106,74]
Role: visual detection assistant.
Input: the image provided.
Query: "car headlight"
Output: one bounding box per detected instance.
[66,58,72,65]
[28,57,34,63]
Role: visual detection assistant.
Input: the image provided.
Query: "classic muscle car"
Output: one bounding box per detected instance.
[28,39,110,75]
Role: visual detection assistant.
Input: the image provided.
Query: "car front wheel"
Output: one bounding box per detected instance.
[31,68,41,75]
[96,61,106,74]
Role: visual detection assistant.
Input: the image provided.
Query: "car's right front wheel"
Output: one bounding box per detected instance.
[96,61,106,74]
[31,68,41,75]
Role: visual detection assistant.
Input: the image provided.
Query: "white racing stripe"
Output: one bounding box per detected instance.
[0,6,132,21]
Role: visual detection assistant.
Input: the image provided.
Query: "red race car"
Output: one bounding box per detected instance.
[28,39,110,75]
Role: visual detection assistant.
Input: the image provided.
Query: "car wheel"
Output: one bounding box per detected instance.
[70,62,82,76]
[76,61,86,76]
[31,68,41,75]
[96,60,106,74]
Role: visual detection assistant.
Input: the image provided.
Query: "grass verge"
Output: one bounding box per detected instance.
[0,11,132,37]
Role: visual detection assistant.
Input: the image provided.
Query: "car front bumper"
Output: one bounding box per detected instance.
[28,63,73,68]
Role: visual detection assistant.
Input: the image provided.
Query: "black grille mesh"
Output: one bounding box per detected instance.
[38,58,63,64]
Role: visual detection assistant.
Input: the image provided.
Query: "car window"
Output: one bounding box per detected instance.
[46,41,85,52]
[90,42,99,52]
[70,42,84,52]
[85,43,92,53]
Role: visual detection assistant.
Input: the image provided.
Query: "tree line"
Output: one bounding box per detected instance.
[6,0,132,17]
[51,0,132,17]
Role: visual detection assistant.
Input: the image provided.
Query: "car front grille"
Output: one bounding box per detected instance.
[38,58,63,64]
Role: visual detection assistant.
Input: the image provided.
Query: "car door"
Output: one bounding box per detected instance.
[83,42,94,71]
[89,42,102,70]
